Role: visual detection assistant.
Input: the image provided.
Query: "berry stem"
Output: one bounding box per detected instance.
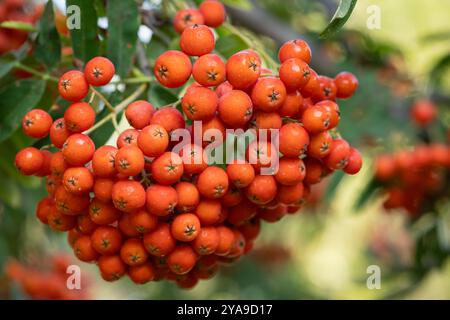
[90,86,115,112]
[84,84,147,135]
[14,62,59,82]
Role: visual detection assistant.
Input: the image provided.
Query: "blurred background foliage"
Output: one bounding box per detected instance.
[0,0,449,299]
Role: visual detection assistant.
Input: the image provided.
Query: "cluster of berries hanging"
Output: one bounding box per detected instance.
[14,0,362,288]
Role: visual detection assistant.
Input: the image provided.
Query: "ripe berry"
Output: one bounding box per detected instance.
[221,185,243,207]
[277,182,304,205]
[278,39,311,64]
[63,167,94,194]
[54,186,90,216]
[197,199,226,226]
[125,100,155,129]
[197,166,229,199]
[154,50,192,88]
[173,9,204,34]
[91,226,122,255]
[279,58,311,91]
[192,54,226,87]
[15,147,44,175]
[118,213,140,238]
[151,152,184,185]
[62,133,95,166]
[279,91,303,117]
[201,116,226,146]
[218,90,253,127]
[84,56,115,86]
[182,86,218,120]
[303,158,324,185]
[77,214,98,235]
[180,24,215,57]
[143,223,176,256]
[226,161,255,188]
[193,226,219,255]
[252,111,282,130]
[129,209,158,234]
[259,205,287,223]
[251,77,287,112]
[22,109,52,138]
[226,50,261,90]
[179,143,208,175]
[315,100,340,129]
[175,182,200,212]
[199,0,226,27]
[64,102,96,132]
[334,71,358,99]
[300,69,320,98]
[410,99,437,126]
[98,255,126,281]
[302,105,331,134]
[216,80,233,98]
[314,76,337,102]
[73,236,99,262]
[323,139,351,170]
[120,238,148,266]
[171,213,201,242]
[150,107,186,135]
[146,184,178,216]
[93,178,114,203]
[128,263,155,284]
[215,226,234,256]
[245,174,277,205]
[279,123,310,157]
[238,217,260,241]
[92,145,118,178]
[58,70,89,102]
[89,198,121,224]
[275,157,305,185]
[227,199,257,226]
[36,197,54,225]
[167,245,197,275]
[50,118,71,148]
[115,146,144,177]
[227,230,246,258]
[307,131,332,159]
[246,140,276,171]
[343,148,362,175]
[111,180,146,212]
[47,206,77,231]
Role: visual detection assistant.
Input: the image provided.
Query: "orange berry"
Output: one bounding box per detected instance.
[279,123,309,158]
[275,157,305,185]
[218,90,253,127]
[154,50,192,88]
[334,71,358,99]
[167,245,197,275]
[215,226,234,256]
[92,145,118,178]
[180,24,215,57]
[129,209,158,234]
[279,58,311,91]
[182,86,218,121]
[128,263,155,284]
[120,238,148,266]
[62,133,95,166]
[98,255,126,281]
[251,77,287,112]
[175,182,200,212]
[179,143,208,175]
[173,8,204,34]
[73,235,99,262]
[15,147,44,175]
[84,56,115,86]
[226,161,255,188]
[117,128,139,148]
[193,226,219,255]
[58,70,89,102]
[125,100,155,129]
[22,109,52,138]
[245,174,277,205]
[111,180,146,212]
[277,182,304,205]
[146,184,178,216]
[199,0,226,27]
[143,223,176,256]
[150,106,186,135]
[307,131,332,159]
[171,213,201,242]
[115,146,144,177]
[197,166,229,199]
[195,199,224,226]
[226,50,261,90]
[50,118,72,148]
[62,167,94,194]
[192,54,226,87]
[151,152,184,185]
[278,39,311,64]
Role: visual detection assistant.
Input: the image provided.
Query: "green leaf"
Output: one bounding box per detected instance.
[430,53,450,86]
[222,0,253,10]
[0,21,37,32]
[67,0,100,62]
[35,1,61,70]
[0,79,46,142]
[107,0,140,77]
[0,59,15,78]
[148,84,179,108]
[353,178,381,211]
[319,0,358,39]
[215,34,248,58]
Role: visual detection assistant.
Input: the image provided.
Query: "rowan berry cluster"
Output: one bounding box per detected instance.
[14,0,362,289]
[5,254,90,300]
[375,144,450,216]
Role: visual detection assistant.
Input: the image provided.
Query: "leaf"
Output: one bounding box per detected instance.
[353,178,381,211]
[430,53,450,86]
[0,79,46,142]
[319,0,358,39]
[222,0,253,10]
[67,0,100,62]
[0,21,37,32]
[215,34,248,59]
[106,0,140,77]
[0,59,15,78]
[34,1,61,70]
[148,84,179,108]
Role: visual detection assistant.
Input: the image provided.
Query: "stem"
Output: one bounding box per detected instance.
[112,115,120,132]
[84,84,147,135]
[90,86,114,112]
[14,62,59,82]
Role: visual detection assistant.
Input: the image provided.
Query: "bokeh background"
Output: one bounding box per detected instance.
[0,0,449,299]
